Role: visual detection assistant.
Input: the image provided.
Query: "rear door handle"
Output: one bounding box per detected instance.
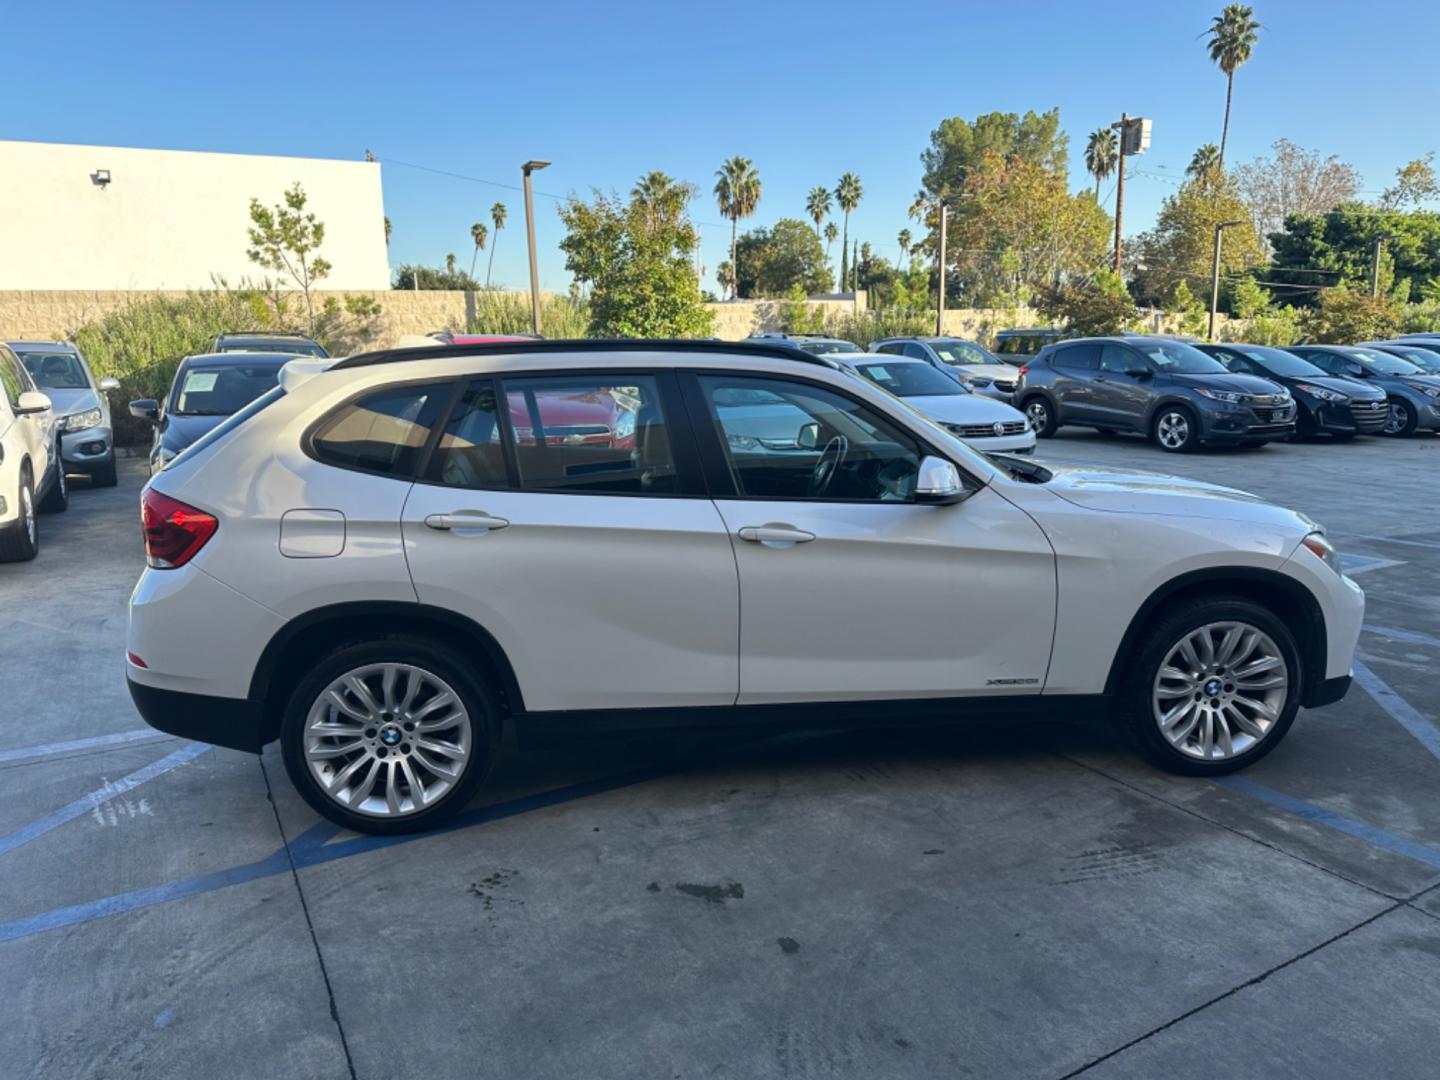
[424,511,510,533]
[737,523,815,547]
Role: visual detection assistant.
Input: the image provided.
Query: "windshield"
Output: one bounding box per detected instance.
[1235,346,1324,377]
[172,363,284,415]
[931,340,1003,366]
[796,340,859,355]
[1378,346,1440,372]
[1350,349,1421,375]
[1129,340,1227,374]
[165,385,286,471]
[854,361,966,397]
[217,340,327,357]
[17,351,88,390]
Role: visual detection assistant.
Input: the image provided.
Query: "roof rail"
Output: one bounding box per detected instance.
[216,329,316,338]
[330,338,833,371]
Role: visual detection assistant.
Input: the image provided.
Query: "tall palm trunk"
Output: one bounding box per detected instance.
[1219,72,1234,167]
[840,212,850,294]
[469,247,479,279]
[485,234,499,288]
[729,216,738,299]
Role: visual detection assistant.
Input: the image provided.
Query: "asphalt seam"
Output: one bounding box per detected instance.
[1055,901,1405,1079]
[1048,749,1402,902]
[260,757,360,1080]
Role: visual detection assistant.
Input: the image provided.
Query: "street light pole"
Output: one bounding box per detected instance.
[522,159,550,335]
[1208,220,1246,341]
[1113,113,1128,274]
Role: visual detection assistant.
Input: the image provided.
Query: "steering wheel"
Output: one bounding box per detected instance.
[808,435,848,498]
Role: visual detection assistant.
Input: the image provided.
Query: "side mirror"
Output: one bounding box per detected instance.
[915,455,966,505]
[16,391,52,415]
[797,422,820,450]
[1125,367,1152,379]
[98,376,121,392]
[129,399,161,424]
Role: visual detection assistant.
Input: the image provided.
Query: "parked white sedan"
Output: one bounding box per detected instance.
[825,353,1037,454]
[0,342,67,561]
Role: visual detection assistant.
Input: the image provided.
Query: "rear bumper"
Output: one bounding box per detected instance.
[128,676,267,752]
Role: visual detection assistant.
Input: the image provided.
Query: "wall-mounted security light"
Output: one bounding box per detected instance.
[91,169,111,187]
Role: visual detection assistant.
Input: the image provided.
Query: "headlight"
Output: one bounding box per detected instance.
[961,376,993,388]
[61,407,104,432]
[1196,388,1244,403]
[1300,532,1343,576]
[1404,381,1440,399]
[1294,383,1346,403]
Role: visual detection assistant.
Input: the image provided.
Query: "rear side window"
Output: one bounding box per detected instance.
[425,380,509,489]
[311,382,451,477]
[501,374,676,495]
[1052,343,1099,370]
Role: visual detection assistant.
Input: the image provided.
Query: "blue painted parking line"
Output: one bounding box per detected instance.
[0,743,211,858]
[1217,776,1440,872]
[1364,624,1440,649]
[0,728,169,766]
[1351,659,1440,762]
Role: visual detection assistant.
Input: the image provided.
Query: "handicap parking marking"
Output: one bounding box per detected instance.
[1339,553,1405,576]
[0,743,212,858]
[1350,660,1440,763]
[0,728,171,766]
[1364,624,1440,649]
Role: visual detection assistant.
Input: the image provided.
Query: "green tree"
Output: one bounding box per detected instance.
[714,157,761,299]
[486,202,507,287]
[1036,269,1136,336]
[1233,139,1361,248]
[246,182,332,334]
[805,185,832,239]
[1206,4,1262,167]
[780,285,826,334]
[823,221,838,263]
[921,109,1069,200]
[1085,127,1117,197]
[632,171,694,234]
[1188,144,1222,181]
[897,228,912,270]
[834,172,863,294]
[468,222,488,279]
[1305,284,1398,343]
[733,218,833,298]
[1268,202,1440,303]
[393,264,481,290]
[1379,154,1439,211]
[1166,280,1209,337]
[558,184,712,338]
[1130,172,1264,307]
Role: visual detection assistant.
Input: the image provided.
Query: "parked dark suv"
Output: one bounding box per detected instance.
[1016,336,1295,452]
[1283,344,1440,437]
[1197,343,1388,439]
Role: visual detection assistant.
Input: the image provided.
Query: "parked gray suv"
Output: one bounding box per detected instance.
[1015,337,1296,452]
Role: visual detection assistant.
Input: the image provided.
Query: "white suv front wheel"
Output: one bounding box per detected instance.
[280,638,500,833]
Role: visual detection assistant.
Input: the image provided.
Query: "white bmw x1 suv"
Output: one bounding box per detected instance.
[126,341,1363,834]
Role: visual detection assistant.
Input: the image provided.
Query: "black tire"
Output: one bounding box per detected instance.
[1022,396,1059,438]
[1151,405,1199,453]
[280,635,502,834]
[37,448,68,513]
[1382,397,1418,438]
[91,455,119,487]
[1119,596,1303,776]
[0,466,38,562]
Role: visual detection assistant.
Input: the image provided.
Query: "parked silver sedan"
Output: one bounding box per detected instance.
[10,340,119,486]
[871,337,1020,402]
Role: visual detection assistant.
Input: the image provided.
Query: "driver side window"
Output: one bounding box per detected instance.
[699,376,922,503]
[1098,344,1137,373]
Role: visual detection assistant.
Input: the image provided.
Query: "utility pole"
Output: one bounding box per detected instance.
[935,200,949,336]
[1113,113,1128,274]
[522,159,551,334]
[1209,220,1245,341]
[1370,236,1386,298]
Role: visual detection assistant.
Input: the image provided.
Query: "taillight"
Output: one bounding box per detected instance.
[141,489,218,569]
[1018,365,1029,378]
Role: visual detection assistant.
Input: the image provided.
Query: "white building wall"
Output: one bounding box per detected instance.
[0,140,390,290]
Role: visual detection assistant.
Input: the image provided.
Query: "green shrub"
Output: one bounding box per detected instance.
[466,292,591,338]
[824,308,933,349]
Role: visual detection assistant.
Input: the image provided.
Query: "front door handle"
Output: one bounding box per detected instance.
[737,523,815,547]
[424,511,510,533]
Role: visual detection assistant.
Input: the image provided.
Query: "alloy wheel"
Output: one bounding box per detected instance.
[21,483,35,547]
[1025,401,1048,431]
[1156,411,1190,449]
[1383,402,1409,435]
[303,662,473,818]
[1152,621,1289,761]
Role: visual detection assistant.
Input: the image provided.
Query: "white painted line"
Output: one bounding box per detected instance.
[0,728,169,765]
[1352,659,1440,763]
[1339,554,1404,576]
[0,743,212,858]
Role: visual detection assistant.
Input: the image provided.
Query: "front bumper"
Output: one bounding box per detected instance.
[60,425,114,469]
[960,429,1037,454]
[1196,400,1296,443]
[128,677,268,752]
[1307,399,1387,435]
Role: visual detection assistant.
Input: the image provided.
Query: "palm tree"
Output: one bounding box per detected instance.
[1187,143,1222,181]
[1206,4,1262,167]
[486,202,507,288]
[383,216,392,246]
[446,253,457,277]
[1085,128,1118,197]
[805,186,832,239]
[468,223,488,279]
[632,171,681,233]
[898,228,912,270]
[823,221,838,263]
[714,157,761,299]
[834,172,863,295]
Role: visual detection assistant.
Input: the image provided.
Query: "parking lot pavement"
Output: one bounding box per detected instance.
[3,441,1438,1079]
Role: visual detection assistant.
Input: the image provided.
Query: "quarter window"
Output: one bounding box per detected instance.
[311,382,451,477]
[700,375,921,502]
[502,374,676,494]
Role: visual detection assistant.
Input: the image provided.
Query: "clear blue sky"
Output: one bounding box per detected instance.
[10,0,1437,296]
